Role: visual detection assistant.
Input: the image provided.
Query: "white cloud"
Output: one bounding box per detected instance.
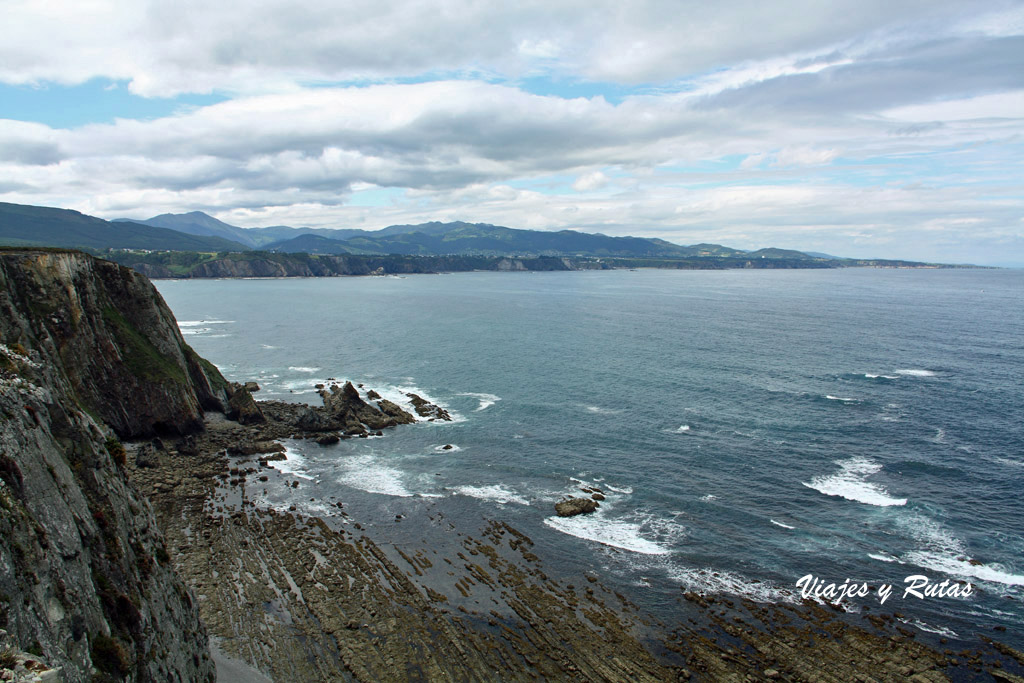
[883,90,1024,121]
[0,0,1010,96]
[572,171,610,191]
[773,146,841,167]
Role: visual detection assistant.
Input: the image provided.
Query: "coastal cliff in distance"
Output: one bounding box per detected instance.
[0,249,220,681]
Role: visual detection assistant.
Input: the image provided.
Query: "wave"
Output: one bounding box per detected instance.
[543,513,672,555]
[803,457,907,507]
[180,327,211,335]
[675,424,692,433]
[770,519,795,530]
[459,392,501,411]
[288,366,321,373]
[335,454,413,497]
[868,552,902,564]
[585,405,623,415]
[894,369,936,377]
[905,619,958,639]
[269,445,315,480]
[433,444,463,453]
[451,484,528,506]
[178,320,234,327]
[668,566,796,604]
[864,373,899,380]
[897,514,1024,587]
[825,395,859,403]
[570,476,633,495]
[700,494,716,501]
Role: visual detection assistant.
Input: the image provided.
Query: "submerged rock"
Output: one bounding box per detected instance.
[554,498,600,517]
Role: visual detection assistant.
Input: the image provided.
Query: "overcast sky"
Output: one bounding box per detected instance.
[2,1,1023,264]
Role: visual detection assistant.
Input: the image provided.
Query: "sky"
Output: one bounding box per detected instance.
[2,1,1023,265]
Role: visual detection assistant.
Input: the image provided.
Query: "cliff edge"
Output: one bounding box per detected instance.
[0,249,219,682]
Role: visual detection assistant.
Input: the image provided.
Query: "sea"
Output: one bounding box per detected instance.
[156,267,1024,648]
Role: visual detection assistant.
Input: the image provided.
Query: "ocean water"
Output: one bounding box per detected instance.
[157,268,1024,647]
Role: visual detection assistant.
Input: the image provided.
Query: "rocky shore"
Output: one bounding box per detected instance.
[133,389,1024,682]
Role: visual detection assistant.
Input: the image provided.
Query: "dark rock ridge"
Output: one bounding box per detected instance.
[0,249,216,682]
[406,392,452,421]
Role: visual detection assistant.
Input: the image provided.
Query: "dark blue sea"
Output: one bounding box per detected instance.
[156,268,1024,647]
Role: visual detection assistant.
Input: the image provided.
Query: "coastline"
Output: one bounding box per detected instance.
[132,397,1024,681]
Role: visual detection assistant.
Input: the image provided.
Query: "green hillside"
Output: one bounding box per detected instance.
[0,202,249,252]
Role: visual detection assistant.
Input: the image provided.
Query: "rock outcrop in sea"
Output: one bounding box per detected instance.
[0,249,216,682]
[555,497,600,517]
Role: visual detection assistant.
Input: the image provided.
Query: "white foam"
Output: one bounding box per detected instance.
[895,369,936,377]
[675,425,692,433]
[905,619,959,639]
[543,514,671,555]
[585,406,622,415]
[261,344,278,349]
[178,320,234,327]
[825,395,858,403]
[770,519,795,529]
[433,444,463,453]
[335,454,413,497]
[452,484,528,506]
[459,392,501,411]
[271,445,315,480]
[803,457,907,507]
[180,327,211,335]
[700,494,717,501]
[865,373,898,379]
[288,366,320,373]
[868,552,902,564]
[668,566,796,604]
[570,476,633,495]
[905,552,1024,587]
[899,514,1024,587]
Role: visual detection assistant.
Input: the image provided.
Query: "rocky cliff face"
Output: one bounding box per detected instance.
[0,249,218,682]
[1,250,226,438]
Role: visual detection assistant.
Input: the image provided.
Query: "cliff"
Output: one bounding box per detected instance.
[108,251,578,279]
[0,249,219,682]
[0,249,226,438]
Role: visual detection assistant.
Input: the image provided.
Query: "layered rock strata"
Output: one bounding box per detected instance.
[0,250,216,682]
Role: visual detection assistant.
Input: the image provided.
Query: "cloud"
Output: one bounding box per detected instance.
[572,171,610,191]
[0,0,1011,96]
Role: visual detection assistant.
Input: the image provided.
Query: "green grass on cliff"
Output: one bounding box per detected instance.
[101,307,186,386]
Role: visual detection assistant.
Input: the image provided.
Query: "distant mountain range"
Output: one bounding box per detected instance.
[114,209,825,260]
[0,203,247,252]
[0,202,943,269]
